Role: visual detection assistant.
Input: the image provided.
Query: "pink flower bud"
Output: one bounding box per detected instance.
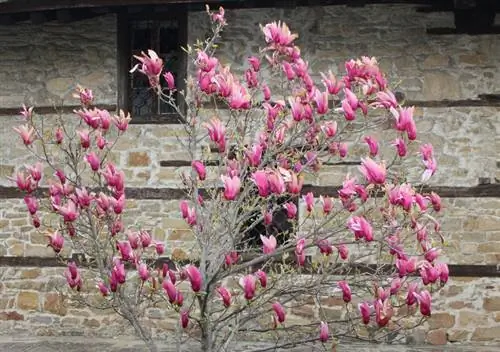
[303,192,315,212]
[239,275,256,301]
[185,265,202,292]
[64,262,82,290]
[155,242,165,255]
[13,124,36,145]
[85,152,100,171]
[255,269,267,288]
[217,286,232,308]
[138,262,149,281]
[24,195,38,215]
[47,231,64,253]
[317,239,333,256]
[192,160,206,181]
[283,202,297,219]
[272,302,286,324]
[221,175,241,200]
[364,136,379,157]
[337,244,349,260]
[78,130,90,149]
[413,290,432,316]
[180,310,189,329]
[359,302,371,324]
[319,321,329,342]
[260,235,277,255]
[359,157,386,184]
[97,281,109,296]
[163,71,175,90]
[337,281,352,303]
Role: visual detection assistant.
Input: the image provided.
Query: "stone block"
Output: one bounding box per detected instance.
[428,312,455,329]
[17,291,39,311]
[471,326,500,341]
[43,292,67,316]
[127,152,151,167]
[483,297,500,312]
[0,311,24,321]
[426,328,447,345]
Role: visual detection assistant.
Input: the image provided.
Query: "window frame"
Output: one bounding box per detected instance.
[116,7,188,124]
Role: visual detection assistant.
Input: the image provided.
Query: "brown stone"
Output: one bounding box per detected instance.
[0,311,24,321]
[21,268,41,279]
[458,311,483,327]
[291,305,315,319]
[127,152,151,167]
[9,243,24,256]
[478,242,500,253]
[168,229,194,241]
[422,72,461,100]
[426,329,447,345]
[423,54,450,68]
[447,329,469,342]
[483,297,500,312]
[471,326,500,341]
[428,312,455,330]
[43,292,67,316]
[17,291,39,311]
[171,248,188,261]
[449,301,472,310]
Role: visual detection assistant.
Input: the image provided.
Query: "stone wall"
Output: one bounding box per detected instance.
[0,3,499,346]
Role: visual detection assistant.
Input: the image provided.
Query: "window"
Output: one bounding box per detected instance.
[117,8,187,123]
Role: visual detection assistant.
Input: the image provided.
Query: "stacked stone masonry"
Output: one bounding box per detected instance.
[0,4,499,346]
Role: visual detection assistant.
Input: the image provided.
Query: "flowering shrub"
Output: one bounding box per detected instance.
[12,6,447,352]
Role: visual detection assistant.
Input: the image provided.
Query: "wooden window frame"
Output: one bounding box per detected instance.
[117,7,187,124]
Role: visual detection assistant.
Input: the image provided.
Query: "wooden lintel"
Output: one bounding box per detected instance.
[0,104,117,116]
[0,256,498,278]
[1,183,499,200]
[427,26,500,35]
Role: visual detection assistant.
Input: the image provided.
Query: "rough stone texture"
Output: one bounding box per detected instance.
[0,3,499,346]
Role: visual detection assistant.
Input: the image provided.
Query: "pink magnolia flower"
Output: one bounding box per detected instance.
[375,90,397,108]
[414,290,432,316]
[229,84,251,110]
[117,241,135,262]
[191,160,206,181]
[163,71,175,90]
[14,125,35,145]
[321,121,337,138]
[54,200,79,222]
[97,281,110,296]
[317,239,333,256]
[338,281,352,303]
[138,262,149,281]
[392,138,407,157]
[347,216,374,241]
[131,50,163,87]
[65,262,82,290]
[255,269,267,288]
[111,193,125,215]
[406,282,419,306]
[75,187,92,208]
[436,262,449,284]
[24,196,38,215]
[321,71,343,95]
[260,235,277,255]
[319,321,329,342]
[20,104,34,119]
[155,242,165,255]
[221,175,241,200]
[205,118,226,152]
[288,97,303,121]
[390,278,402,295]
[364,136,379,157]
[283,202,297,219]
[112,110,132,132]
[55,127,64,144]
[77,129,90,149]
[47,231,64,253]
[341,99,356,120]
[424,247,441,263]
[248,56,260,71]
[267,170,286,194]
[303,192,315,212]
[319,195,333,214]
[95,131,107,150]
[314,89,329,114]
[217,286,232,308]
[112,259,126,285]
[252,170,270,197]
[338,142,348,157]
[245,144,263,167]
[287,172,303,194]
[420,263,439,285]
[224,251,239,267]
[359,157,386,184]
[245,69,258,88]
[272,302,286,324]
[359,302,371,324]
[85,152,100,171]
[180,310,189,329]
[185,265,203,292]
[163,280,177,303]
[73,86,94,106]
[262,21,298,46]
[429,192,441,212]
[196,51,218,72]
[262,84,271,101]
[210,6,226,25]
[337,244,349,260]
[375,299,393,327]
[239,274,257,300]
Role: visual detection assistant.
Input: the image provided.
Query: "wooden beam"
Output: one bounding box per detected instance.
[0,104,117,116]
[0,255,498,277]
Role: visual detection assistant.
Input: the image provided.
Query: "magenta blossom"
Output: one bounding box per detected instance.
[359,157,386,184]
[221,175,241,200]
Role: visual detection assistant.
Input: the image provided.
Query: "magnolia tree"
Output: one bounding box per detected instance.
[12,6,447,352]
